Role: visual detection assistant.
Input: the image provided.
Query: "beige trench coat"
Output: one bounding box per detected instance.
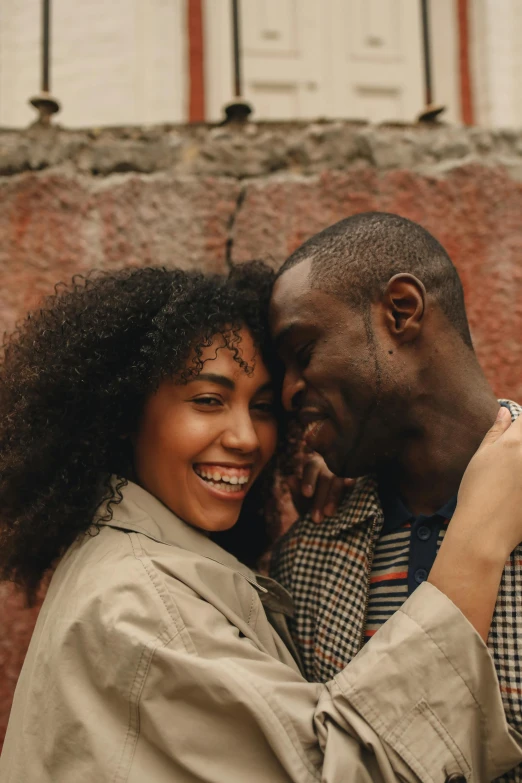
[1,481,521,783]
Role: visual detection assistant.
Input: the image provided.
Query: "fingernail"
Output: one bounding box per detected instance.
[302,484,313,497]
[324,503,335,517]
[312,510,322,524]
[497,406,510,421]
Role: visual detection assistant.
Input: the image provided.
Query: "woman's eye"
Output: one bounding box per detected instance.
[193,396,222,407]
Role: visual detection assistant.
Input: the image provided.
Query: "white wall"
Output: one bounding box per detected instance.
[470,0,522,127]
[0,0,463,129]
[430,0,461,123]
[0,0,40,127]
[0,0,187,128]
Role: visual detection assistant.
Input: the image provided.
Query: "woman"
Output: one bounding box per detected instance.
[0,262,521,782]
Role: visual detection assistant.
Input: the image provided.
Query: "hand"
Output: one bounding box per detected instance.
[287,451,355,524]
[429,406,522,641]
[452,406,522,561]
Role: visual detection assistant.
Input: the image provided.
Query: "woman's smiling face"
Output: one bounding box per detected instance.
[133,330,278,533]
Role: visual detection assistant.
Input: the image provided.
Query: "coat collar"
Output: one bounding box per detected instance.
[101,480,296,617]
[100,479,261,587]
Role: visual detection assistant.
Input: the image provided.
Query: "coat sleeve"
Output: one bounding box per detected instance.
[131,581,522,783]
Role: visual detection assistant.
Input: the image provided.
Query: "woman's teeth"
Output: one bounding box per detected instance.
[194,466,250,493]
[197,470,249,484]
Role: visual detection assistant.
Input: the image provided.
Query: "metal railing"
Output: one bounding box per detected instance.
[29,0,60,125]
[26,0,445,128]
[417,0,445,122]
[222,0,252,123]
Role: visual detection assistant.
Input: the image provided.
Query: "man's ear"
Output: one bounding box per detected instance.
[382,274,426,343]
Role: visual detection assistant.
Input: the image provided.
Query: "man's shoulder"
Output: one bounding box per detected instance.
[270,474,380,586]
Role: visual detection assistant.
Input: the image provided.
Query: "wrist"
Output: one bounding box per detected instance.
[445,509,510,571]
[429,517,506,641]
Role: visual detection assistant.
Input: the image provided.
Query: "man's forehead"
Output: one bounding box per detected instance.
[274,258,312,296]
[270,258,315,320]
[270,258,344,346]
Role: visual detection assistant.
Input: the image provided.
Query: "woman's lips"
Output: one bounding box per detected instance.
[193,470,248,501]
[192,463,252,501]
[193,464,251,484]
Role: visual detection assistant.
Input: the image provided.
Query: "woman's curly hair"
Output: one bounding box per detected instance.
[0,261,288,603]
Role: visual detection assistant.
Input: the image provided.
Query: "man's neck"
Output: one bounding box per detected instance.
[391,369,500,517]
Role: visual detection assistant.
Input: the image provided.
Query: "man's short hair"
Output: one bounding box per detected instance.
[278,212,473,348]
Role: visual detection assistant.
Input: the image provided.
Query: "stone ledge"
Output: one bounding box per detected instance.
[2,121,522,178]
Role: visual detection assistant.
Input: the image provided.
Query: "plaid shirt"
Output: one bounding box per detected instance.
[272,400,522,783]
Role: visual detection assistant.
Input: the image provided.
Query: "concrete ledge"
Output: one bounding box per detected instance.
[2,121,522,178]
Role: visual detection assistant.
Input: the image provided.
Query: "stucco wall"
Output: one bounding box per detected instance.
[1,119,522,744]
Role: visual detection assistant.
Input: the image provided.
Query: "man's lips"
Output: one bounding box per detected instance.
[304,419,326,446]
[299,408,329,428]
[298,407,335,449]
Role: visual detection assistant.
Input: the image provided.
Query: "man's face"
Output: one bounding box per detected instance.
[270,259,409,477]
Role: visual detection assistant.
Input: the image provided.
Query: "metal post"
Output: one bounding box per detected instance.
[42,0,51,92]
[231,0,242,98]
[417,0,444,122]
[29,0,60,125]
[222,0,252,123]
[420,0,432,107]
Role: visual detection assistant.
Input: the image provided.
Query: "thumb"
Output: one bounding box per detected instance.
[480,406,512,447]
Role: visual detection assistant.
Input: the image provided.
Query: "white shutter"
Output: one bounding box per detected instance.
[326,0,424,122]
[204,0,439,124]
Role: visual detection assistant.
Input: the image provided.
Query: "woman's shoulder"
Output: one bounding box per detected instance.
[50,521,258,651]
[49,525,179,646]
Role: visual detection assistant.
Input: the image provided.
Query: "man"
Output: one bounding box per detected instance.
[269,212,522,783]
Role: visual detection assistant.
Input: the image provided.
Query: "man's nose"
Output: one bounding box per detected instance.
[282,371,306,413]
[221,411,260,453]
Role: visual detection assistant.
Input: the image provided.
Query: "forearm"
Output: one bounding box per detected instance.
[428,510,506,642]
[318,583,522,782]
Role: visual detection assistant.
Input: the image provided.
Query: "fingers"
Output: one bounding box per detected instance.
[311,476,356,524]
[479,405,512,448]
[286,474,309,517]
[322,478,356,519]
[310,472,335,524]
[503,408,522,435]
[298,452,356,523]
[301,455,323,498]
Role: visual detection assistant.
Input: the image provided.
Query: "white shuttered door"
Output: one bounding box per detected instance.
[204,0,427,123]
[327,0,424,122]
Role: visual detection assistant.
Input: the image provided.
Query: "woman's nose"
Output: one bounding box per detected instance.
[221,412,260,454]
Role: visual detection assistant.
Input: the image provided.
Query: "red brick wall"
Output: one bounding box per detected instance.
[1,121,522,745]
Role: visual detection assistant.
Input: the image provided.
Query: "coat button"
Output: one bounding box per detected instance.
[445,775,466,783]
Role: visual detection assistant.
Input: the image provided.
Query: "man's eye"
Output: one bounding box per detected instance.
[252,401,275,414]
[296,342,313,368]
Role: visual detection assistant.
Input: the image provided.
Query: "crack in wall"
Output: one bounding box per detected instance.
[225,185,247,269]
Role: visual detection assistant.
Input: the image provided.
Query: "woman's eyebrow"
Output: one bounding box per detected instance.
[188,373,235,390]
[255,382,273,394]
